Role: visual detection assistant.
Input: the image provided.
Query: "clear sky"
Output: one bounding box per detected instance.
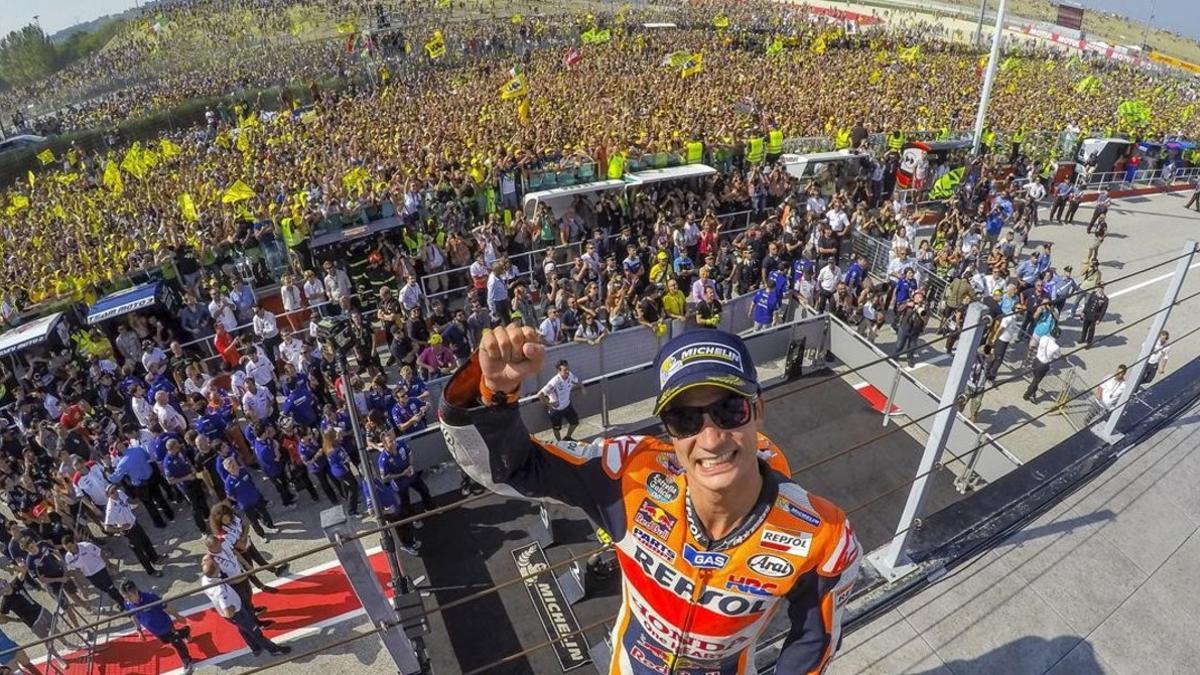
[0,0,1197,44]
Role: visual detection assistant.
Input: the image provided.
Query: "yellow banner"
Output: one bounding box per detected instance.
[1148,50,1200,75]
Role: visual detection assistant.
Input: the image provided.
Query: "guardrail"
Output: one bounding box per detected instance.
[1083,165,1200,190]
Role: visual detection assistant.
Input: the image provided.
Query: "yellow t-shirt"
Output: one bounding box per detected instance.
[662,290,687,318]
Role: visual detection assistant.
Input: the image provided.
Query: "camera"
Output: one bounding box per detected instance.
[315,315,355,352]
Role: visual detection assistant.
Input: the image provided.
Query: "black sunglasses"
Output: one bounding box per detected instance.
[660,395,756,439]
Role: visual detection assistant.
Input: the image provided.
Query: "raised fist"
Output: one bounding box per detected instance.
[479,323,544,395]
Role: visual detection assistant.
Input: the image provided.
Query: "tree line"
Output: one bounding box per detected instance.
[0,21,127,91]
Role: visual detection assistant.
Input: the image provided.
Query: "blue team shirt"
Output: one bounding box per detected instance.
[389,401,427,433]
[399,376,428,401]
[282,387,319,428]
[299,441,328,474]
[148,432,183,464]
[223,467,263,510]
[328,445,354,479]
[895,277,916,305]
[751,289,778,325]
[125,591,174,637]
[377,441,414,489]
[362,479,399,515]
[162,452,195,482]
[252,438,284,478]
[768,270,789,305]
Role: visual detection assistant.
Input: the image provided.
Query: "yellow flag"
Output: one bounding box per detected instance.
[436,0,450,8]
[26,171,35,188]
[425,30,445,59]
[52,205,67,220]
[37,148,56,165]
[103,161,124,195]
[335,19,356,35]
[66,148,79,166]
[811,35,826,55]
[236,130,251,153]
[160,138,181,159]
[869,68,882,84]
[341,166,370,194]
[898,45,920,63]
[221,180,255,204]
[511,13,524,24]
[9,195,30,211]
[54,172,79,185]
[680,52,704,79]
[141,149,159,168]
[499,73,527,100]
[517,98,530,124]
[712,15,730,29]
[178,193,199,222]
[120,145,146,179]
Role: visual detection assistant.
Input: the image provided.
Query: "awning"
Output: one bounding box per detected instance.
[0,312,65,357]
[87,282,164,325]
[522,179,627,216]
[626,164,718,185]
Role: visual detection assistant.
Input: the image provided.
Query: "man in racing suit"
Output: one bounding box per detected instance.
[440,326,860,674]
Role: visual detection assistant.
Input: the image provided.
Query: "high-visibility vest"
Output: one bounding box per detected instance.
[937,126,950,140]
[887,131,905,151]
[1012,129,1026,144]
[685,141,703,164]
[767,130,783,155]
[403,232,422,256]
[981,129,996,148]
[281,218,308,247]
[833,129,851,149]
[607,153,625,179]
[746,137,764,164]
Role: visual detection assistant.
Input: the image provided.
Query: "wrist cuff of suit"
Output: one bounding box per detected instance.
[479,379,519,407]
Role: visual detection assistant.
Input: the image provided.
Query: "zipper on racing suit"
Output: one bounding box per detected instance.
[669,568,713,675]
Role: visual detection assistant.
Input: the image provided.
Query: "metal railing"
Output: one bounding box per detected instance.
[1083,165,1200,190]
[851,232,951,309]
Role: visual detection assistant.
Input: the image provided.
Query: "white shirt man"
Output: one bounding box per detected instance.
[131,395,156,430]
[805,194,827,216]
[64,540,109,578]
[104,489,139,530]
[1024,180,1046,202]
[252,309,279,342]
[399,278,424,312]
[825,206,850,236]
[1035,334,1062,365]
[245,350,276,388]
[73,461,110,509]
[154,394,188,434]
[208,296,238,333]
[141,346,167,374]
[280,282,303,316]
[241,381,273,422]
[538,311,563,345]
[1098,371,1127,410]
[303,275,328,307]
[817,263,841,293]
[201,571,242,617]
[323,267,353,304]
[539,368,581,412]
[280,336,307,372]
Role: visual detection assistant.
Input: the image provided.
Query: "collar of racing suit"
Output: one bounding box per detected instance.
[684,461,779,552]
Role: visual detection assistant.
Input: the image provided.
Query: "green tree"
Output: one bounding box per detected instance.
[0,25,61,87]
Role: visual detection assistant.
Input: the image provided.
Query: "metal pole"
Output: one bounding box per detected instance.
[1102,240,1197,438]
[971,0,1007,155]
[973,0,987,48]
[882,369,902,428]
[870,303,987,580]
[335,353,411,607]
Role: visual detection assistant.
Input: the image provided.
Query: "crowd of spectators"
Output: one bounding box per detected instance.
[2,0,1198,312]
[0,0,1184,668]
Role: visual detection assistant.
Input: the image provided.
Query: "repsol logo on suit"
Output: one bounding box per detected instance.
[633,548,768,617]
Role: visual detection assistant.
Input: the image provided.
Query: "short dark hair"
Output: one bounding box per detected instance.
[556,360,569,370]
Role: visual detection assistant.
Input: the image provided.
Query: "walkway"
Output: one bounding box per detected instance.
[830,400,1200,674]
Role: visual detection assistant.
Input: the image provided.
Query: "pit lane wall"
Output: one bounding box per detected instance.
[826,314,1022,485]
